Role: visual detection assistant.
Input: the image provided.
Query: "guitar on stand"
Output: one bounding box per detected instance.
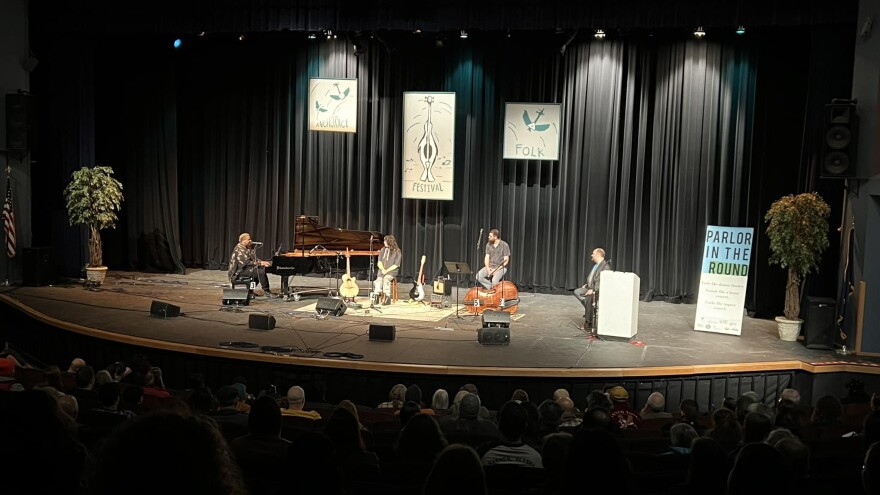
[409,255,427,302]
[339,249,360,301]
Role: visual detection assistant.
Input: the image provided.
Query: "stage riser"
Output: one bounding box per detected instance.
[1,303,868,412]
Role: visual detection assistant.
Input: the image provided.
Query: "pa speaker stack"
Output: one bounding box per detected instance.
[821,102,858,178]
[478,310,511,345]
[316,297,346,316]
[804,297,835,350]
[150,300,181,318]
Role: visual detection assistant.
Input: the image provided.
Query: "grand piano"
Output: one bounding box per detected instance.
[266,216,383,300]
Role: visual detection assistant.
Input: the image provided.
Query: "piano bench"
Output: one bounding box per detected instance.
[232,276,256,291]
[391,279,398,303]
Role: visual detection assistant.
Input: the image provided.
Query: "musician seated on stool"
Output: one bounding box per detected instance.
[476,228,511,290]
[228,232,278,298]
[373,235,401,305]
[573,247,610,334]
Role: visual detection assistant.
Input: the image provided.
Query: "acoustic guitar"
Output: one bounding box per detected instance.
[339,249,360,298]
[409,255,427,301]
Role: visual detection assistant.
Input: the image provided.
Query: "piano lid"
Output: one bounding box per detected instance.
[292,216,383,252]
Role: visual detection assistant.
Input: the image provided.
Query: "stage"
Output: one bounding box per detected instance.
[0,269,863,378]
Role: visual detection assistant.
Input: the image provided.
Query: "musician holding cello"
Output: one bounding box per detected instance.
[476,229,511,291]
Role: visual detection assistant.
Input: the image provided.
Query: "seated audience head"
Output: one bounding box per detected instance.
[722,396,737,411]
[558,396,577,417]
[405,384,423,405]
[864,441,880,495]
[452,389,470,409]
[459,393,481,420]
[187,372,206,390]
[460,383,479,396]
[511,388,530,403]
[121,384,144,408]
[75,365,95,389]
[780,388,801,405]
[248,395,282,437]
[765,427,795,446]
[188,386,215,414]
[670,422,699,449]
[565,428,629,491]
[811,395,843,425]
[216,386,240,409]
[679,399,700,422]
[431,388,449,410]
[497,400,529,442]
[735,393,759,423]
[94,369,114,389]
[68,357,86,373]
[774,437,810,477]
[743,411,773,443]
[98,381,121,409]
[400,400,422,426]
[396,413,447,462]
[105,361,128,381]
[607,386,630,405]
[286,385,305,410]
[538,399,563,431]
[586,390,612,412]
[582,407,613,431]
[685,437,730,493]
[728,442,791,494]
[644,391,666,413]
[388,383,407,403]
[57,394,79,420]
[323,407,365,451]
[337,399,365,430]
[774,398,801,430]
[90,410,246,495]
[706,407,742,445]
[541,432,573,481]
[552,388,570,402]
[423,444,486,495]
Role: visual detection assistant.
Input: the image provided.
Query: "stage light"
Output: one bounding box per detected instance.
[694,26,706,38]
[460,29,468,39]
[238,34,245,41]
[307,33,316,39]
[173,38,182,49]
[413,27,422,34]
[736,25,746,35]
[594,29,606,40]
[197,31,206,37]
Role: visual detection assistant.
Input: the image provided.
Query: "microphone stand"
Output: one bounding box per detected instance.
[367,236,382,312]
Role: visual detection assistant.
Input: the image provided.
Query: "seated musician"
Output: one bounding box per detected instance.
[373,235,401,305]
[476,228,510,290]
[573,247,610,335]
[228,233,279,298]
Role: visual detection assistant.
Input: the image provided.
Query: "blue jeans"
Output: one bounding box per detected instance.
[476,267,506,289]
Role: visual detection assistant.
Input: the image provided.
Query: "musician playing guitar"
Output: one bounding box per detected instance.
[373,235,401,305]
[476,228,511,291]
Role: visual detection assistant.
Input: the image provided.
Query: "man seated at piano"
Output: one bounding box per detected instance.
[373,235,401,305]
[228,232,279,298]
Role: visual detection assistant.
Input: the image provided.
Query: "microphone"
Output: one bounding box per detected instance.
[476,228,483,249]
[251,241,263,247]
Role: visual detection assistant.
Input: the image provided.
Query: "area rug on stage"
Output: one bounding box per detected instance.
[295,300,526,323]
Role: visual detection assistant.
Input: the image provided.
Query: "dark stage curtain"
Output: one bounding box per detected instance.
[168,34,756,301]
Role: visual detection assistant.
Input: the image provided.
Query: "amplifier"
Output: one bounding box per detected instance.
[433,277,453,296]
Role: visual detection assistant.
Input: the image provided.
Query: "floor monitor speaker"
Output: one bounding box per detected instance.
[804,297,835,350]
[316,297,346,316]
[150,300,180,318]
[222,288,250,306]
[482,310,511,328]
[249,313,276,330]
[369,324,396,342]
[478,326,510,345]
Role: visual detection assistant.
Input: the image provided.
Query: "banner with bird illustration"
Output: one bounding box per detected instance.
[503,103,561,161]
[308,78,357,133]
[402,92,456,201]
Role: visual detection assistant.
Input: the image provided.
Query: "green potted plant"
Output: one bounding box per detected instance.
[764,191,831,341]
[63,165,124,286]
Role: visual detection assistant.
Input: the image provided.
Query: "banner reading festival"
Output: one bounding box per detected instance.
[308,78,357,133]
[402,92,456,201]
[694,226,754,336]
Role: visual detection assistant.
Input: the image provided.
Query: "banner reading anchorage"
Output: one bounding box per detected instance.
[694,226,754,336]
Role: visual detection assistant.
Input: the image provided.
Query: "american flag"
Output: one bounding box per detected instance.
[3,178,15,258]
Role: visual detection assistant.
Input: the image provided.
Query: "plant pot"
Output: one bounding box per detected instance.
[775,316,803,341]
[85,266,108,286]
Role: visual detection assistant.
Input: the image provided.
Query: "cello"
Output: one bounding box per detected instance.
[463,281,520,314]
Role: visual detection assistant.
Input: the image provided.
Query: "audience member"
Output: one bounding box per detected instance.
[864,441,880,495]
[396,413,448,462]
[586,389,613,412]
[281,385,321,419]
[480,401,543,468]
[537,399,563,438]
[704,407,742,453]
[400,400,423,426]
[90,410,247,495]
[230,395,291,495]
[541,432,573,493]
[323,408,380,482]
[379,383,407,408]
[285,431,343,494]
[666,423,698,454]
[774,437,810,479]
[431,388,449,411]
[94,369,114,389]
[67,357,86,373]
[552,388,571,402]
[742,411,773,444]
[423,445,487,495]
[439,393,499,438]
[641,391,673,420]
[511,388,530,403]
[557,396,583,432]
[727,442,792,495]
[608,385,642,430]
[563,428,631,492]
[669,437,730,495]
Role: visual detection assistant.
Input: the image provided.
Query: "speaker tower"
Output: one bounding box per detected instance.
[821,103,858,177]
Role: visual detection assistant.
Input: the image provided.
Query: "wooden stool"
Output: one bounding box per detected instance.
[390,279,399,303]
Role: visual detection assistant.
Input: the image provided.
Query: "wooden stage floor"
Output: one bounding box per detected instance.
[0,270,870,378]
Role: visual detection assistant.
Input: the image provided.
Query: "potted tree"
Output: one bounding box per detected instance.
[764,192,831,341]
[64,166,124,286]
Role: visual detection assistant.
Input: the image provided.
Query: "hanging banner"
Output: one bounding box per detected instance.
[694,226,754,336]
[308,78,357,133]
[402,92,456,201]
[503,102,561,160]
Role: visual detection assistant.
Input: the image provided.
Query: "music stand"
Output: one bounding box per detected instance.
[444,261,471,319]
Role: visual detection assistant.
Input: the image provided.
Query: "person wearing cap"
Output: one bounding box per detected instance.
[608,386,642,430]
[210,385,250,437]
